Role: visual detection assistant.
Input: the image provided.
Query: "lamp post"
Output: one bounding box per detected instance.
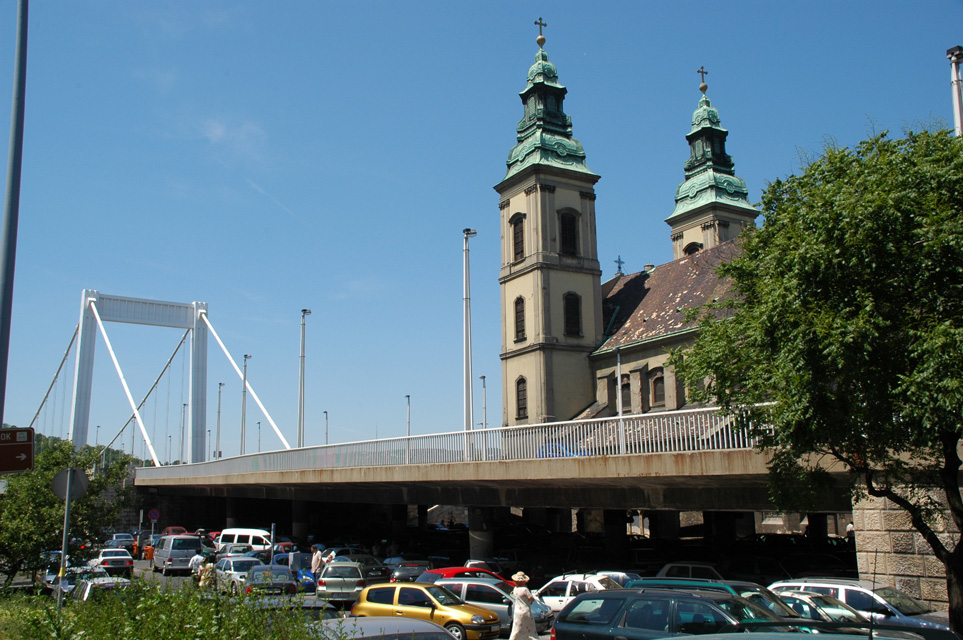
[95,424,100,447]
[257,421,261,453]
[405,395,411,439]
[167,435,171,465]
[463,228,477,433]
[405,395,411,465]
[323,410,328,446]
[179,403,188,464]
[241,354,251,455]
[949,46,963,136]
[479,376,487,429]
[207,429,211,461]
[216,382,224,459]
[298,308,312,448]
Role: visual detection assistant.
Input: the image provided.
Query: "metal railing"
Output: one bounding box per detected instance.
[135,406,760,481]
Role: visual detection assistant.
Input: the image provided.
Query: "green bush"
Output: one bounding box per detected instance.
[0,582,327,640]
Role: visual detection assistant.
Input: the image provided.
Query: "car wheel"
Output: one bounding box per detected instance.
[444,623,465,640]
[161,564,168,577]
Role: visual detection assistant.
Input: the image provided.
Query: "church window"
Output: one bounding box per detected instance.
[563,293,581,336]
[620,374,631,413]
[649,368,665,407]
[514,297,526,341]
[513,218,524,261]
[683,241,703,256]
[560,212,578,256]
[516,377,528,420]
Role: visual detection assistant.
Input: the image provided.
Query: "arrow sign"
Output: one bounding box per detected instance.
[0,427,33,475]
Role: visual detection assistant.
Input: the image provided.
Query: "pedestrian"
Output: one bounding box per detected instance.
[198,558,215,589]
[188,548,205,579]
[846,522,855,538]
[509,571,538,640]
[310,544,323,578]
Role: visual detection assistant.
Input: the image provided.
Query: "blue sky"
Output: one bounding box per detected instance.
[0,1,958,461]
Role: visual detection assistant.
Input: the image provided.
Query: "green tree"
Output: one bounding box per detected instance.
[671,129,963,629]
[0,434,134,589]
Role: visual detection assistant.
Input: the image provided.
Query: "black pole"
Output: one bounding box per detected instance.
[0,0,29,424]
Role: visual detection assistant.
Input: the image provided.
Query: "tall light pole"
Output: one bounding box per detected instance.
[405,395,411,438]
[241,354,251,455]
[95,424,100,447]
[167,435,171,465]
[323,410,328,446]
[216,382,224,459]
[948,46,963,136]
[207,429,211,460]
[479,376,487,429]
[298,308,312,448]
[179,403,187,464]
[463,228,477,432]
[257,420,261,453]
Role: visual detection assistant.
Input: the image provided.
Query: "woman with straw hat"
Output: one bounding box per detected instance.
[509,572,538,640]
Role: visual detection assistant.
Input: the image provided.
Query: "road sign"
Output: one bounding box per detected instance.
[148,509,160,522]
[52,468,88,501]
[0,427,33,475]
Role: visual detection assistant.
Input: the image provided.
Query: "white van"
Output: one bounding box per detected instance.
[215,528,272,552]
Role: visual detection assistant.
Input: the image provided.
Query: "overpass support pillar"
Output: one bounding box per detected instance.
[646,510,680,539]
[468,507,494,559]
[225,498,240,529]
[703,511,754,542]
[292,501,308,542]
[603,510,630,565]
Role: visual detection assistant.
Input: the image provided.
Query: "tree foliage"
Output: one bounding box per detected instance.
[671,129,963,625]
[0,434,134,589]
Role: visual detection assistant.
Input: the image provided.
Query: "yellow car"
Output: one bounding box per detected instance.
[350,583,500,640]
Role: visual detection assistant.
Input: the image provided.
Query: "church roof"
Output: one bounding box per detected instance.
[596,241,739,353]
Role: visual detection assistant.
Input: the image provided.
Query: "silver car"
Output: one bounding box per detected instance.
[435,577,555,636]
[215,556,264,594]
[317,561,366,604]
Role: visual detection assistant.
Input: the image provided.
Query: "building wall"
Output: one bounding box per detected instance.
[853,492,953,611]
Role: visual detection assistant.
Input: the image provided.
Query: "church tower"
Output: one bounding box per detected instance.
[494,25,602,426]
[666,73,758,259]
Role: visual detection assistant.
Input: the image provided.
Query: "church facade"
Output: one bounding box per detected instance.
[495,36,758,428]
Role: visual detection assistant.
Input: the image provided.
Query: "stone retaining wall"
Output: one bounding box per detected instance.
[853,493,955,611]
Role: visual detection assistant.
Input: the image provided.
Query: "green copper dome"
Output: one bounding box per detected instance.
[666,91,755,222]
[503,47,596,180]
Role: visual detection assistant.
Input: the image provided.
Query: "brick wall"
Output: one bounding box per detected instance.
[853,492,955,611]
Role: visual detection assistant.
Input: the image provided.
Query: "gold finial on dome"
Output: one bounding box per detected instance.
[697,65,709,94]
[534,17,547,48]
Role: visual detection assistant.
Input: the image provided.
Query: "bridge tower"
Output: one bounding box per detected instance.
[494,29,602,426]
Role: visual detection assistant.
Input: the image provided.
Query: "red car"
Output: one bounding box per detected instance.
[160,526,188,536]
[416,566,514,586]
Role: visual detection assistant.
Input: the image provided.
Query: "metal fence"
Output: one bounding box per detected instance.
[135,406,759,481]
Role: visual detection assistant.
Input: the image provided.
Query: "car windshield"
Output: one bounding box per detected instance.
[809,595,865,622]
[425,585,462,605]
[558,596,626,625]
[713,597,783,622]
[735,585,799,617]
[875,587,932,615]
[596,577,621,590]
[103,550,129,558]
[232,560,261,572]
[172,538,200,550]
[324,566,362,579]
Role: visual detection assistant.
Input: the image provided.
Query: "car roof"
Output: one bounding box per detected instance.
[319,615,450,637]
[435,577,507,587]
[771,578,879,589]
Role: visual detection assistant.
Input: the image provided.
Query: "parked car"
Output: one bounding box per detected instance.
[70,575,130,602]
[333,554,392,584]
[45,566,109,595]
[435,576,555,636]
[160,526,188,536]
[243,565,299,596]
[102,533,135,552]
[316,616,457,640]
[351,582,501,640]
[391,560,432,583]
[656,562,725,580]
[769,578,957,640]
[215,528,272,552]
[88,548,134,577]
[317,561,367,604]
[535,573,621,612]
[552,587,788,640]
[215,556,264,594]
[274,551,316,592]
[418,567,513,586]
[151,534,212,576]
[624,578,801,620]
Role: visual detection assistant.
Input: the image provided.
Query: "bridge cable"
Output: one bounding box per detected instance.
[87,300,161,467]
[198,310,291,450]
[28,323,79,431]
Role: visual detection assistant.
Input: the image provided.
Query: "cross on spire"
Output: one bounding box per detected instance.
[614,255,625,275]
[534,17,548,36]
[697,66,709,83]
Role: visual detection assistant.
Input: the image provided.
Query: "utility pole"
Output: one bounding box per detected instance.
[324,410,328,445]
[462,228,477,432]
[479,376,487,429]
[298,308,311,447]
[216,382,224,459]
[948,46,963,136]
[241,354,251,455]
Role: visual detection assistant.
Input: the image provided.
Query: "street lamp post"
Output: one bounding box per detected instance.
[298,308,312,448]
[216,382,224,459]
[463,228,477,433]
[179,403,188,464]
[241,354,251,455]
[405,395,411,465]
[405,395,411,439]
[479,376,487,429]
[324,410,328,446]
[257,421,261,453]
[949,46,963,136]
[167,435,171,465]
[95,424,100,447]
[207,429,211,460]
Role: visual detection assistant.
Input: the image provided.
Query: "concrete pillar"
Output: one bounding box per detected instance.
[469,507,493,559]
[603,509,630,565]
[224,497,239,529]
[291,500,309,543]
[646,510,680,540]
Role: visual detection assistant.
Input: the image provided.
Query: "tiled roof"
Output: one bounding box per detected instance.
[597,240,739,353]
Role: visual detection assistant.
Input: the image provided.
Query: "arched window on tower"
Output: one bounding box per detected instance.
[649,367,665,408]
[513,218,524,261]
[514,297,526,341]
[683,241,703,256]
[563,292,582,337]
[620,374,632,414]
[560,212,578,256]
[516,377,528,420]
